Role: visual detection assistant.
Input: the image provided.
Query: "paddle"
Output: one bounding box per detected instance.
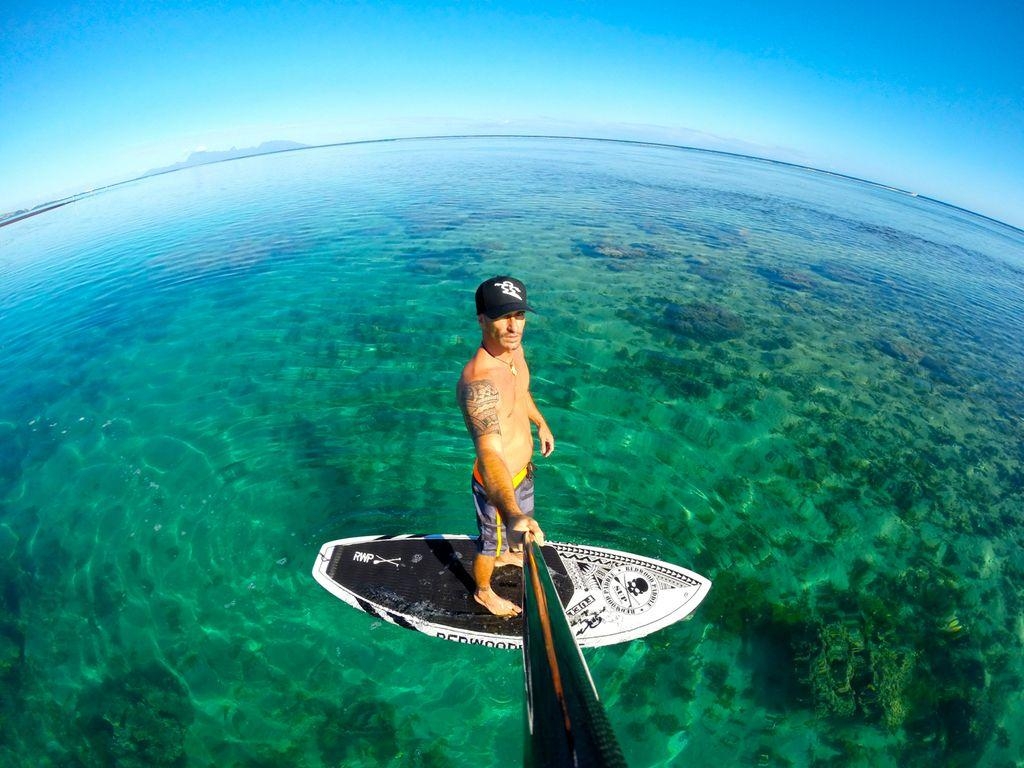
[521,536,629,767]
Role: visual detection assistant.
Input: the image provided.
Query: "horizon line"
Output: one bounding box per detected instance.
[2,134,1021,234]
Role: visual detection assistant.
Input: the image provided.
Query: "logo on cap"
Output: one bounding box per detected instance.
[495,280,523,300]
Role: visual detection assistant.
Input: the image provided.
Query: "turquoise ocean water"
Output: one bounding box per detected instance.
[1,137,1022,766]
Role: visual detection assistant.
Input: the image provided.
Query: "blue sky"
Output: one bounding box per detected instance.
[2,0,1022,227]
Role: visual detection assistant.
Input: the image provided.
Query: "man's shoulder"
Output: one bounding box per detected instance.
[458,349,492,384]
[457,354,503,404]
[457,370,497,396]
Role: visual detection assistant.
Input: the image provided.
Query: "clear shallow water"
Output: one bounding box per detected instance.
[1,137,1022,767]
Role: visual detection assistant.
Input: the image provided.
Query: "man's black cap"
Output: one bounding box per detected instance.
[475,276,534,319]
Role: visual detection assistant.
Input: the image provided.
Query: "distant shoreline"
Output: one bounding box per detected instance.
[3,134,1022,235]
[0,197,77,228]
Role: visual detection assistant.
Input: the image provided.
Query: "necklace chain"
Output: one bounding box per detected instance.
[481,345,518,376]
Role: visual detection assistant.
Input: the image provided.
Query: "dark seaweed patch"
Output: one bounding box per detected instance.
[77,664,195,767]
[755,266,817,291]
[663,301,745,342]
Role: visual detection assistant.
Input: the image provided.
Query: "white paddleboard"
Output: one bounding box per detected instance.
[312,534,711,649]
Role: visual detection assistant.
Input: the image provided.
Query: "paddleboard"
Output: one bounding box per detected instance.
[312,534,711,649]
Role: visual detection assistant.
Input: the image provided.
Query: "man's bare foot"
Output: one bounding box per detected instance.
[474,588,522,617]
[494,550,524,568]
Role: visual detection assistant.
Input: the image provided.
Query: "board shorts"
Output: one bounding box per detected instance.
[471,461,535,557]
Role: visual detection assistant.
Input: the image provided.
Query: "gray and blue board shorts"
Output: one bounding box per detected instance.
[471,462,535,557]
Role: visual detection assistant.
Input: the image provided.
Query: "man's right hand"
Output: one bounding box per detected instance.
[514,515,545,546]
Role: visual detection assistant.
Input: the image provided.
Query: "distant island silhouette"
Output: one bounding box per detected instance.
[141,140,309,177]
[0,140,307,228]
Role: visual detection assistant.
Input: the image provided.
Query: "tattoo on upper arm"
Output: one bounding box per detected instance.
[458,380,501,439]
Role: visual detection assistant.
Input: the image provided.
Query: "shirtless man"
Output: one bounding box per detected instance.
[457,276,555,617]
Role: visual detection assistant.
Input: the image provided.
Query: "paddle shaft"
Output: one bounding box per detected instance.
[522,538,628,767]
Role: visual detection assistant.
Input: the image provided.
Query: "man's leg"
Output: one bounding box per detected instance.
[473,553,520,617]
[471,472,533,616]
